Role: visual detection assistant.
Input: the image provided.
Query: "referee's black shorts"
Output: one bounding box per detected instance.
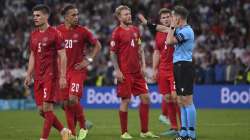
[174,61,194,96]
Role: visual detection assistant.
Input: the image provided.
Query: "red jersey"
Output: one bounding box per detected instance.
[56,24,98,72]
[29,26,64,81]
[155,32,174,75]
[110,25,141,74]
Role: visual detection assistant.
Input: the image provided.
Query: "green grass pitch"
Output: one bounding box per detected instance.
[0,109,249,140]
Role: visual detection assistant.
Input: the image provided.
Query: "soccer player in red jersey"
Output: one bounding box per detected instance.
[110,5,158,139]
[57,5,101,140]
[151,8,180,136]
[24,4,70,140]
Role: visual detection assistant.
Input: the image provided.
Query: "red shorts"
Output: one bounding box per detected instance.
[60,71,86,101]
[117,72,148,98]
[34,79,58,106]
[157,73,176,95]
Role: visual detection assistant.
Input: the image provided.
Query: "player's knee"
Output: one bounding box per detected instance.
[140,94,150,104]
[39,110,44,117]
[165,95,171,102]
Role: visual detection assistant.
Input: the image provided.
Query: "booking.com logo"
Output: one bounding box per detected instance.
[221,87,250,104]
[86,88,162,108]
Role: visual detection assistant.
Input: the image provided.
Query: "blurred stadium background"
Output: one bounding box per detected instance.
[0,0,249,140]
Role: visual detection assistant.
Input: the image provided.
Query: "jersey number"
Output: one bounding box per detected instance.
[131,39,135,47]
[65,39,73,48]
[71,83,80,92]
[164,40,168,50]
[38,42,42,52]
[43,88,47,98]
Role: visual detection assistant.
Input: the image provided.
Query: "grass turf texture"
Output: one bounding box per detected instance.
[0,109,249,140]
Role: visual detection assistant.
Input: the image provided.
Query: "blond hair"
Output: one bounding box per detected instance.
[115,5,131,17]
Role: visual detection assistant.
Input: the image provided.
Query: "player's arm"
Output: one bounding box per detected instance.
[166,26,178,45]
[137,13,169,33]
[110,51,124,82]
[138,42,146,76]
[57,49,67,88]
[24,50,34,88]
[166,16,179,45]
[110,31,124,82]
[89,40,102,62]
[152,49,160,80]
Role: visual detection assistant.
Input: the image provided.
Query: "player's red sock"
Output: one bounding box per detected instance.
[139,103,149,133]
[40,111,63,132]
[119,110,128,134]
[167,102,178,129]
[75,103,86,129]
[41,111,55,139]
[65,106,76,136]
[162,99,168,117]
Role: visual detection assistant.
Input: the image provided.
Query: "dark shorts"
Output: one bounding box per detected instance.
[174,61,194,96]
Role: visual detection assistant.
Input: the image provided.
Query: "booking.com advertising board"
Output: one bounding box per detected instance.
[81,85,250,109]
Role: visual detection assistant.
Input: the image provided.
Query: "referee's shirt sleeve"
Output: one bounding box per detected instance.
[174,28,190,43]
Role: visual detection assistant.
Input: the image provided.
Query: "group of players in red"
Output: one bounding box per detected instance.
[24,4,180,140]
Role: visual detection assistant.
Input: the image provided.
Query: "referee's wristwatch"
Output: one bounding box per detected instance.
[170,26,175,30]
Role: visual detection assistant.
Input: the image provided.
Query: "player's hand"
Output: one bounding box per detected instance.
[24,74,32,88]
[137,13,148,25]
[115,70,124,83]
[74,59,89,70]
[59,76,67,89]
[170,15,178,27]
[152,69,158,81]
[171,92,177,102]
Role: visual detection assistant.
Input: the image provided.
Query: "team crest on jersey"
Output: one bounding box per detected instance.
[42,37,48,42]
[73,33,79,38]
[133,33,138,38]
[110,40,115,47]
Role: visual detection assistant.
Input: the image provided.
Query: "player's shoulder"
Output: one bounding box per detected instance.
[129,25,139,32]
[56,24,65,31]
[112,26,121,33]
[77,25,91,33]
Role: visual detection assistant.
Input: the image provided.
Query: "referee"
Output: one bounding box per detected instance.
[166,6,196,140]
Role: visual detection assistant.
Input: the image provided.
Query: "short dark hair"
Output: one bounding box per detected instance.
[158,8,171,17]
[32,4,50,15]
[172,5,189,20]
[61,4,76,16]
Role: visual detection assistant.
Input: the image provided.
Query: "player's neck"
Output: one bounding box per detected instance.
[120,23,130,29]
[65,22,75,29]
[38,23,49,32]
[178,20,187,28]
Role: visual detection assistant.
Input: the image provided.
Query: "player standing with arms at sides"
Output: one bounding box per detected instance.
[24,4,70,140]
[57,4,102,140]
[166,6,196,140]
[110,5,159,139]
[151,8,180,136]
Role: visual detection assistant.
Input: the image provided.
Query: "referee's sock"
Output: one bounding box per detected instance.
[179,106,187,137]
[186,103,196,138]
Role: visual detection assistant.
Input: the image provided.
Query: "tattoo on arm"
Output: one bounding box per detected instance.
[110,52,120,71]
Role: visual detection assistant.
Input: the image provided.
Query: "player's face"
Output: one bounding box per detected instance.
[119,9,132,25]
[160,13,171,26]
[172,14,181,27]
[33,11,48,27]
[65,8,79,26]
